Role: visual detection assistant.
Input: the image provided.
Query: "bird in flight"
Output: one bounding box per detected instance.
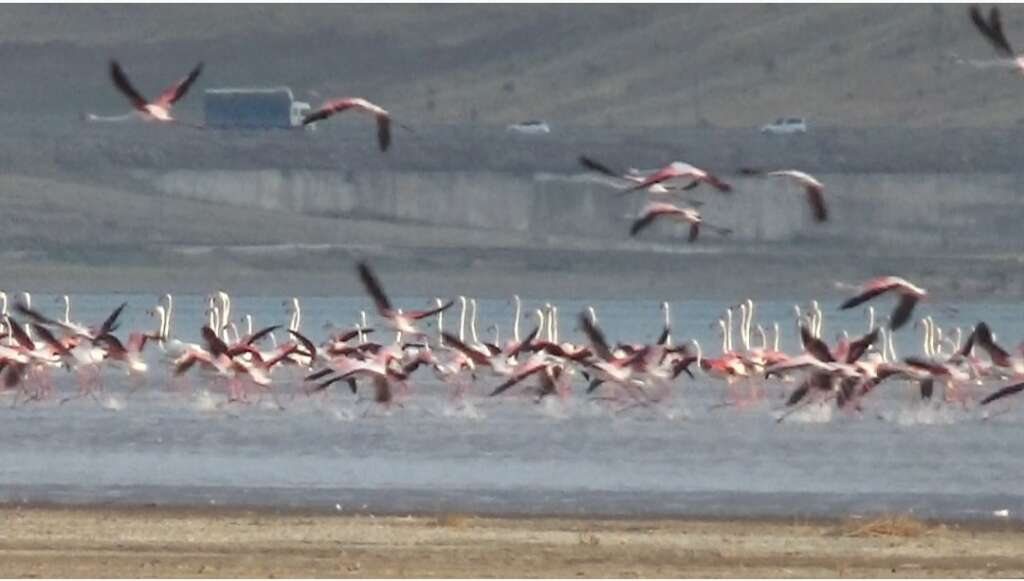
[109,60,204,123]
[578,155,701,195]
[739,168,829,223]
[968,5,1024,74]
[302,98,406,152]
[839,276,927,331]
[624,161,732,195]
[630,201,732,242]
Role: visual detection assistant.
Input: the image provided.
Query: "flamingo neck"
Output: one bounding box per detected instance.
[458,296,467,343]
[551,306,559,344]
[435,298,445,347]
[725,310,734,352]
[662,302,672,347]
[163,294,173,340]
[470,299,480,345]
[512,295,521,343]
[62,295,71,325]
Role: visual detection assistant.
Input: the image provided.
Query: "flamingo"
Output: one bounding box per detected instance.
[624,161,732,194]
[578,155,701,195]
[109,60,203,123]
[839,276,927,331]
[968,5,1024,75]
[630,201,732,241]
[302,98,401,151]
[739,168,828,222]
[357,261,453,337]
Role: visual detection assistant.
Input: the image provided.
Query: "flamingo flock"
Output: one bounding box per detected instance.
[0,262,1020,422]
[48,6,1024,420]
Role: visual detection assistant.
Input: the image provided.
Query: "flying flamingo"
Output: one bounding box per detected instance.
[839,277,927,331]
[739,168,829,222]
[578,156,701,195]
[624,161,732,194]
[630,201,732,241]
[109,60,204,123]
[302,98,403,151]
[357,261,453,337]
[968,5,1024,75]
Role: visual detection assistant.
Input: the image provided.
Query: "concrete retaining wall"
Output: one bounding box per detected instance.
[137,169,1024,253]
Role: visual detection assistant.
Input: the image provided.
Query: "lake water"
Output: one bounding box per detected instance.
[0,292,1022,522]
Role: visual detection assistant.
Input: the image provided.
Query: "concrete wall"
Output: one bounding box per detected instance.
[137,169,1024,254]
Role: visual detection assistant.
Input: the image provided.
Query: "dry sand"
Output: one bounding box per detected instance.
[1,506,1023,578]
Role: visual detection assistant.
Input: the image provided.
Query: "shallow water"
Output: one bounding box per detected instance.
[1,293,1022,522]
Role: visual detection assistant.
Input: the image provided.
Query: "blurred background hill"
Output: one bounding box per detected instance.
[1,4,1023,301]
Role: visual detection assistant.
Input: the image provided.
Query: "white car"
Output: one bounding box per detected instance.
[760,117,807,135]
[506,120,551,135]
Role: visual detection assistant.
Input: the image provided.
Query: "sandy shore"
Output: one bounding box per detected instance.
[0,506,1022,578]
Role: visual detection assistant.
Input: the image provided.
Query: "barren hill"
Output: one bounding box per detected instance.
[2,4,1023,128]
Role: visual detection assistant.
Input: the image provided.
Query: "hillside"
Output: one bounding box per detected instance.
[3,4,1024,301]
[2,4,1024,129]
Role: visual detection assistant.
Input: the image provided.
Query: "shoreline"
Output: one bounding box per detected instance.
[2,505,1024,577]
[3,500,1022,532]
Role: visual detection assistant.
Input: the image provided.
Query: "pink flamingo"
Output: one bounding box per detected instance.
[625,161,732,194]
[630,201,731,241]
[839,276,927,331]
[302,98,401,151]
[739,168,829,223]
[109,60,203,123]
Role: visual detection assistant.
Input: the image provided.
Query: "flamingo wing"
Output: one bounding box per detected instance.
[375,113,391,152]
[625,166,679,192]
[784,378,814,407]
[95,333,129,359]
[903,356,947,376]
[839,284,895,310]
[6,319,35,351]
[703,171,733,193]
[970,5,1015,58]
[889,294,919,330]
[31,324,71,357]
[489,363,544,396]
[800,325,835,363]
[288,329,318,359]
[109,61,150,111]
[98,302,128,336]
[805,184,828,222]
[579,312,613,361]
[845,328,879,363]
[357,261,393,315]
[980,380,1024,405]
[201,325,229,357]
[974,322,1012,366]
[629,211,663,237]
[302,106,336,125]
[688,223,700,242]
[155,62,204,107]
[579,155,623,178]
[406,300,453,321]
[245,325,281,346]
[441,332,492,367]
